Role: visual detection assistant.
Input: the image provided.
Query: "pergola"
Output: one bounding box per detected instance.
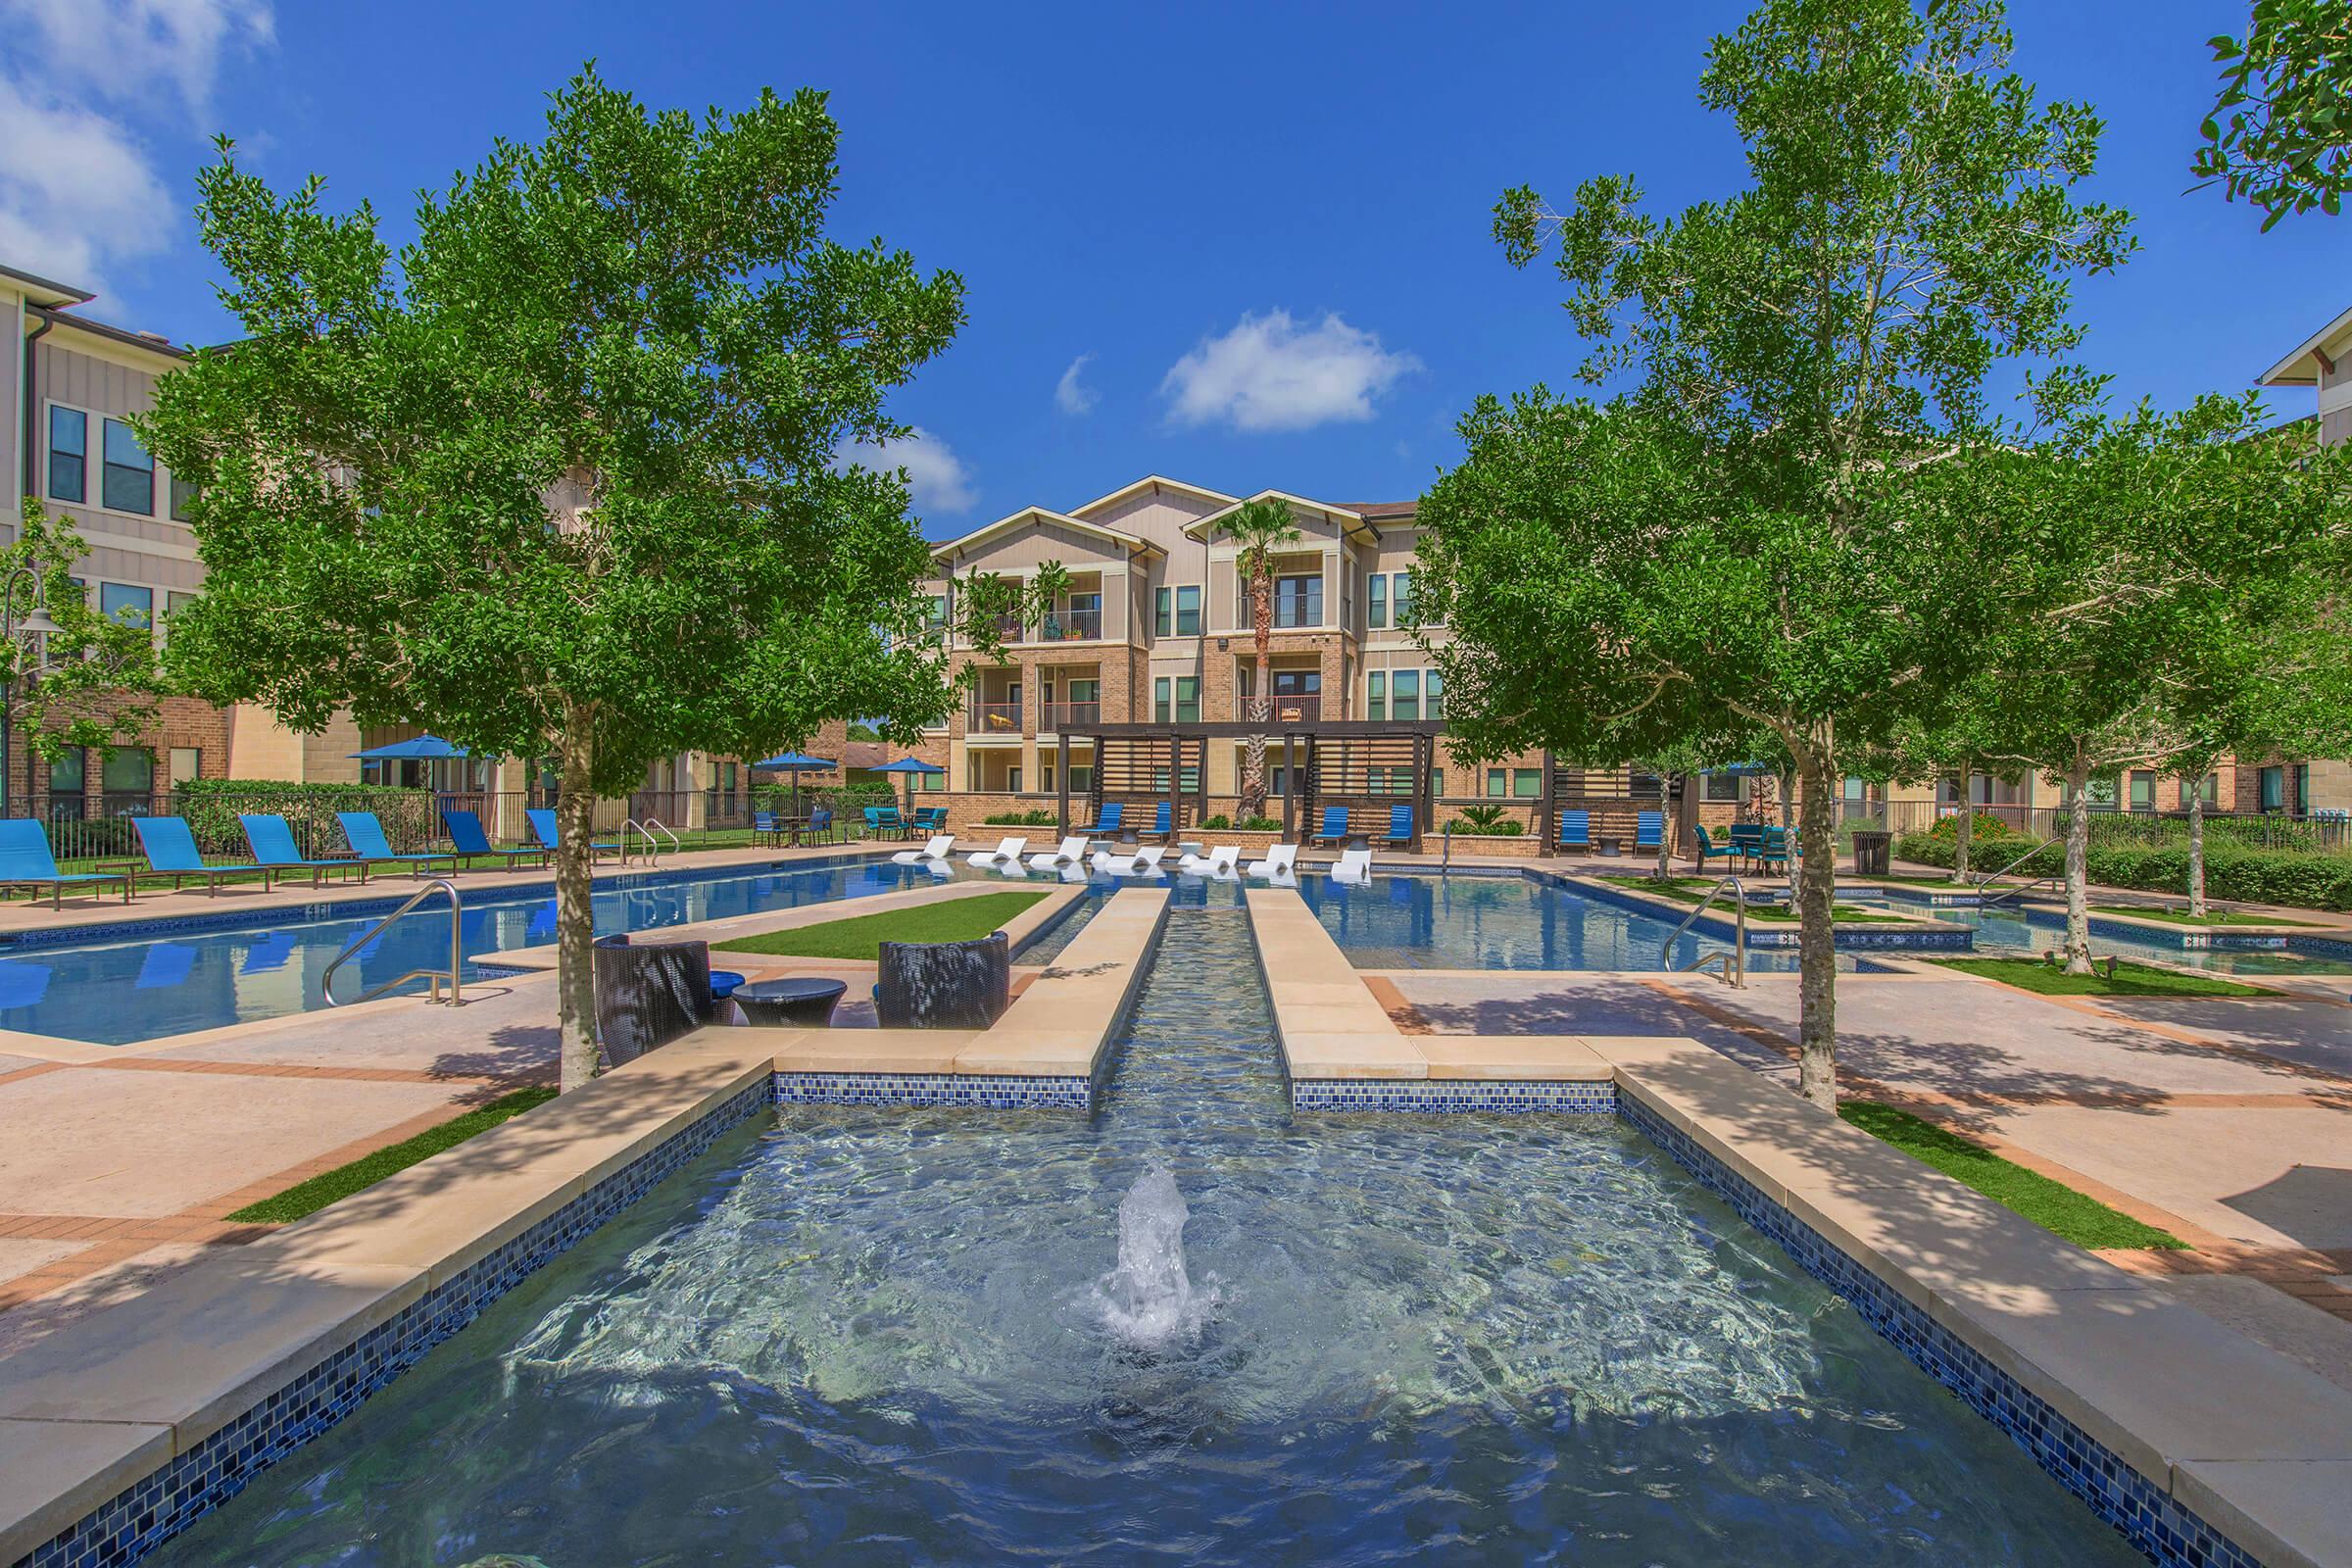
[1054,720,1445,849]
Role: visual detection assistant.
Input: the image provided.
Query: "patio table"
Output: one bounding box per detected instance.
[735,976,847,1027]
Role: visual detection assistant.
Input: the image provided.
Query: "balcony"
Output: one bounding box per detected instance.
[1042,700,1102,731]
[987,614,1027,645]
[969,700,1023,734]
[1040,609,1102,642]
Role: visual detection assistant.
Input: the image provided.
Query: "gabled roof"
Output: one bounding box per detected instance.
[1183,489,1380,546]
[1065,474,1238,521]
[930,505,1161,564]
[2258,303,2352,386]
[34,306,188,363]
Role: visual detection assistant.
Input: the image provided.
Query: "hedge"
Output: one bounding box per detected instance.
[177,779,440,857]
[1894,831,2352,911]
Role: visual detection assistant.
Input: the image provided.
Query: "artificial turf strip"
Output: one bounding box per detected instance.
[1928,955,2266,998]
[1838,1101,2185,1250]
[226,1087,560,1224]
[715,890,1051,961]
[2092,905,2317,928]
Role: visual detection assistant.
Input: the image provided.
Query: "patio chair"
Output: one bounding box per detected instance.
[1028,836,1090,869]
[1555,808,1592,855]
[965,835,1029,870]
[1332,847,1374,884]
[1383,805,1415,850]
[1755,825,1791,873]
[1094,843,1166,877]
[1245,842,1299,880]
[443,808,550,871]
[1138,801,1175,844]
[807,806,835,844]
[753,809,783,848]
[525,808,623,863]
[0,819,132,909]
[1692,823,1740,872]
[1729,822,1766,870]
[892,833,956,865]
[1308,806,1351,848]
[911,805,950,834]
[1634,810,1664,854]
[131,814,259,896]
[1074,801,1124,837]
[239,813,369,890]
[336,810,459,879]
[873,806,907,840]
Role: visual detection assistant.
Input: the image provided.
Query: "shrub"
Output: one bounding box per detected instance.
[1238,815,1282,832]
[176,778,438,856]
[1925,811,2013,841]
[1894,831,2352,911]
[980,808,1055,826]
[1200,813,1232,830]
[1445,815,1527,836]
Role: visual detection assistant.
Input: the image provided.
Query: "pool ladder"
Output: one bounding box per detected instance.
[622,817,681,865]
[1664,875,1747,988]
[322,878,465,1008]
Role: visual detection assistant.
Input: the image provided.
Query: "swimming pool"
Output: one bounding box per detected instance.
[146,905,2142,1566]
[1932,903,2352,977]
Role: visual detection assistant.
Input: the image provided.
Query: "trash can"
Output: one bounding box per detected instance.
[1850,830,1891,876]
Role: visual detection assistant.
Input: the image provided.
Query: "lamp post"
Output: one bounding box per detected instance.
[0,564,65,820]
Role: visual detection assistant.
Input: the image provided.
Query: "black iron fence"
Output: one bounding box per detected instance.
[1842,800,2352,854]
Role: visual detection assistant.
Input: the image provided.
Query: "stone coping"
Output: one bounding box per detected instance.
[1558,869,1974,949]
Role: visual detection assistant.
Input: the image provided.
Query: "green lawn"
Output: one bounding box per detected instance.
[1874,873,1981,890]
[2093,904,2317,928]
[716,890,1050,961]
[1839,1101,2183,1250]
[1928,955,2265,998]
[228,1088,558,1224]
[1600,876,1914,923]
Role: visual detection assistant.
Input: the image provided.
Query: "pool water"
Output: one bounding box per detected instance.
[152,907,2139,1566]
[1934,903,2352,977]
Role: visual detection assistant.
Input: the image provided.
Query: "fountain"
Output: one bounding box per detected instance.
[1091,1161,1214,1351]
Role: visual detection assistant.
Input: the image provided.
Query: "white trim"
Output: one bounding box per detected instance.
[2257,303,2352,386]
[929,505,1156,564]
[1182,488,1377,544]
[1064,473,1238,520]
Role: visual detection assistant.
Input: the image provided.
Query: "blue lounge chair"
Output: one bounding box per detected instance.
[1308,806,1351,848]
[1635,810,1664,853]
[0,819,131,908]
[525,808,623,862]
[443,808,548,871]
[1692,823,1740,871]
[337,810,459,878]
[132,815,258,896]
[1139,801,1175,843]
[240,813,369,890]
[1075,801,1124,837]
[1555,808,1592,854]
[1383,804,1415,849]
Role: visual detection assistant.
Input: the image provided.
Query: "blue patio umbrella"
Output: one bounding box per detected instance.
[870,756,946,813]
[753,751,838,816]
[350,734,473,760]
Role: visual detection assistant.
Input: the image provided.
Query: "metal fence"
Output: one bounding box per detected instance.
[1840,800,2352,855]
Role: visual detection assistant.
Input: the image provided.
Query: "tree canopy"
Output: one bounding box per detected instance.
[2193,0,2352,227]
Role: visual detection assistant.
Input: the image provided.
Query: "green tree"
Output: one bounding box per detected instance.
[2193,0,2352,227]
[1221,498,1301,820]
[141,69,972,1091]
[1428,0,2130,1104]
[3,502,169,795]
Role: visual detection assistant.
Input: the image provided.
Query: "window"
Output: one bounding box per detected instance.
[1156,584,1201,637]
[48,407,86,503]
[1069,764,1093,794]
[1486,767,1507,798]
[102,419,154,514]
[2128,770,2154,811]
[100,583,153,631]
[1512,767,1541,798]
[919,769,943,792]
[2178,773,2219,808]
[1425,669,1443,720]
[1274,573,1322,628]
[1153,675,1200,723]
[1368,573,1388,629]
[2259,766,2284,811]
[168,747,201,787]
[1392,669,1420,721]
[167,590,198,618]
[1392,569,1414,627]
[102,746,153,797]
[1151,766,1202,792]
[1068,677,1100,705]
[48,747,84,797]
[1431,769,1444,797]
[170,473,201,522]
[2296,764,2311,815]
[1005,766,1021,793]
[1366,670,1386,721]
[923,594,949,630]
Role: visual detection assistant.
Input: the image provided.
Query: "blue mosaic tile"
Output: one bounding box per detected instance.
[16,1079,771,1568]
[1560,875,1974,951]
[2289,932,2352,962]
[1290,1077,1619,1115]
[771,1070,1091,1111]
[1617,1094,2262,1568]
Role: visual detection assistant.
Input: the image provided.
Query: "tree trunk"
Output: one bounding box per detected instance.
[1239,572,1272,820]
[2062,751,2093,975]
[555,711,602,1092]
[1793,735,1839,1108]
[1953,766,1973,881]
[2187,782,2207,919]
[1654,772,1679,879]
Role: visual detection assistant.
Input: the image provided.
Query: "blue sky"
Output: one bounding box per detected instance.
[4,1,2338,539]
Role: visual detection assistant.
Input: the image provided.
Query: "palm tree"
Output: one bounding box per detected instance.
[1222,498,1301,819]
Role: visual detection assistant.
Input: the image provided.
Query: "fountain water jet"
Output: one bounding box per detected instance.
[1092,1162,1214,1351]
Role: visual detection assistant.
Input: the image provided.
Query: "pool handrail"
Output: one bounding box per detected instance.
[1663,874,1746,989]
[320,877,466,1007]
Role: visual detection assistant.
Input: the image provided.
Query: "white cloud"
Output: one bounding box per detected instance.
[0,0,272,290]
[838,426,977,515]
[1054,353,1098,416]
[1159,310,1421,433]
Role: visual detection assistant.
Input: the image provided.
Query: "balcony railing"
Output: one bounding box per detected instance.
[987,614,1027,644]
[1041,609,1102,641]
[1245,694,1322,724]
[1042,701,1101,731]
[970,700,1023,734]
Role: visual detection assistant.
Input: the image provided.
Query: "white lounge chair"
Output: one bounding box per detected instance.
[1332,847,1374,883]
[965,836,1028,869]
[1180,845,1240,878]
[1094,843,1166,877]
[1245,842,1299,879]
[890,833,956,865]
[1027,835,1090,869]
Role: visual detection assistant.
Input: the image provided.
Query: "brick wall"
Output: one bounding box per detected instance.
[6,692,232,810]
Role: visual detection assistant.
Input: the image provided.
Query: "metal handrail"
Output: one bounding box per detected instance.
[621,816,681,865]
[322,877,465,1008]
[1971,834,2059,905]
[1663,874,1747,988]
